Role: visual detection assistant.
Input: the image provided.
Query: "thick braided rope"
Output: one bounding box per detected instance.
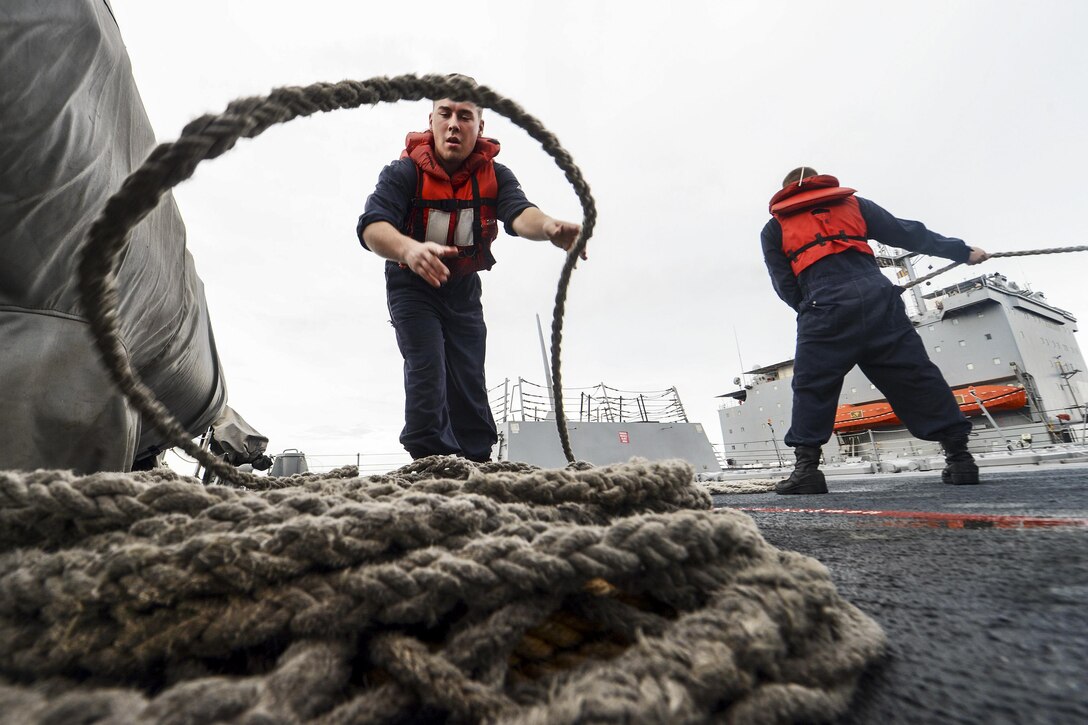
[901,245,1088,289]
[0,458,886,723]
[76,74,595,484]
[703,478,778,495]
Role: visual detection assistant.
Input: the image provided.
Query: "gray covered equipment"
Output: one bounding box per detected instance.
[1,1,228,472]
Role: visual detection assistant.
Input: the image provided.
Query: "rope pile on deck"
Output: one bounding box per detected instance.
[0,457,886,723]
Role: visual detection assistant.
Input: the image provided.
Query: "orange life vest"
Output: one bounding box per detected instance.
[769,174,873,275]
[402,131,500,279]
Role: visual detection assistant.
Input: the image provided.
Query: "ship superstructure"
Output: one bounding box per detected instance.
[491,379,722,472]
[719,249,1087,467]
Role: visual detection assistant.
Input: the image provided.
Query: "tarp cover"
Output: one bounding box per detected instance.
[0,0,227,472]
[210,407,271,469]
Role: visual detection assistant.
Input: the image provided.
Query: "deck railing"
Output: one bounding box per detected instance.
[489,378,690,424]
[715,408,1084,469]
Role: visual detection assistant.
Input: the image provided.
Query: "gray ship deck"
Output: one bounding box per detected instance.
[711,462,1088,724]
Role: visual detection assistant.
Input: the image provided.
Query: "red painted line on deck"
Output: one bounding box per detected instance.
[736,507,1088,529]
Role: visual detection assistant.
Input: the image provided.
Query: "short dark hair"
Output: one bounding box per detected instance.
[434,73,481,113]
[782,166,817,187]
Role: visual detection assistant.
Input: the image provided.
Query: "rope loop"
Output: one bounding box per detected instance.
[77,74,595,484]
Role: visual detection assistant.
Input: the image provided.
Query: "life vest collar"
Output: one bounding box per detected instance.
[401,130,501,188]
[768,174,857,215]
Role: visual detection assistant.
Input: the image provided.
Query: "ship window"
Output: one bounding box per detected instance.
[740,427,745,432]
[935,345,942,353]
[966,363,975,370]
[729,428,733,434]
[993,357,1001,365]
[985,333,992,340]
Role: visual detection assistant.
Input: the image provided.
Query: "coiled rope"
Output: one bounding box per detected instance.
[901,245,1088,289]
[76,74,594,484]
[0,457,887,723]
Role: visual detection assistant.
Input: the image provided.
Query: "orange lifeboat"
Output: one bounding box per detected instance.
[834,384,1027,433]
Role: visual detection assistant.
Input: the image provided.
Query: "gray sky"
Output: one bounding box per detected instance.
[107,1,1088,472]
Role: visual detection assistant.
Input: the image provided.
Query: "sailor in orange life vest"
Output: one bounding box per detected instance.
[761,167,991,494]
[356,76,582,462]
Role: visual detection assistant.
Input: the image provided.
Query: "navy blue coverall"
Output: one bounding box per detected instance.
[761,197,975,448]
[358,158,534,461]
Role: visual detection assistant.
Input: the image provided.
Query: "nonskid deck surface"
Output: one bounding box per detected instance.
[711,465,1088,724]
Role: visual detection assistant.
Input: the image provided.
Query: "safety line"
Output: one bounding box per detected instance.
[902,245,1088,289]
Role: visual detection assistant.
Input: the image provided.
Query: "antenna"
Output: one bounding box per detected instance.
[733,326,746,385]
[1019,264,1032,293]
[535,314,556,416]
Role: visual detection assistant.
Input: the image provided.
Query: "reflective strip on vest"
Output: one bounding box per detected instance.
[407,161,501,277]
[423,209,476,247]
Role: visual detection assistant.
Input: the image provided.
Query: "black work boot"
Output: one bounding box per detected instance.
[776,446,828,495]
[940,437,979,485]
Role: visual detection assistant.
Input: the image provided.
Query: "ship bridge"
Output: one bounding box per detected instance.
[921,272,1078,328]
[717,359,795,406]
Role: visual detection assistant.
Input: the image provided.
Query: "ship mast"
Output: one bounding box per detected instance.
[535,314,556,417]
[875,244,927,314]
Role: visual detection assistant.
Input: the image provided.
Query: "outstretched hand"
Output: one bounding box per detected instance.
[405,241,459,287]
[545,219,586,260]
[966,246,991,265]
